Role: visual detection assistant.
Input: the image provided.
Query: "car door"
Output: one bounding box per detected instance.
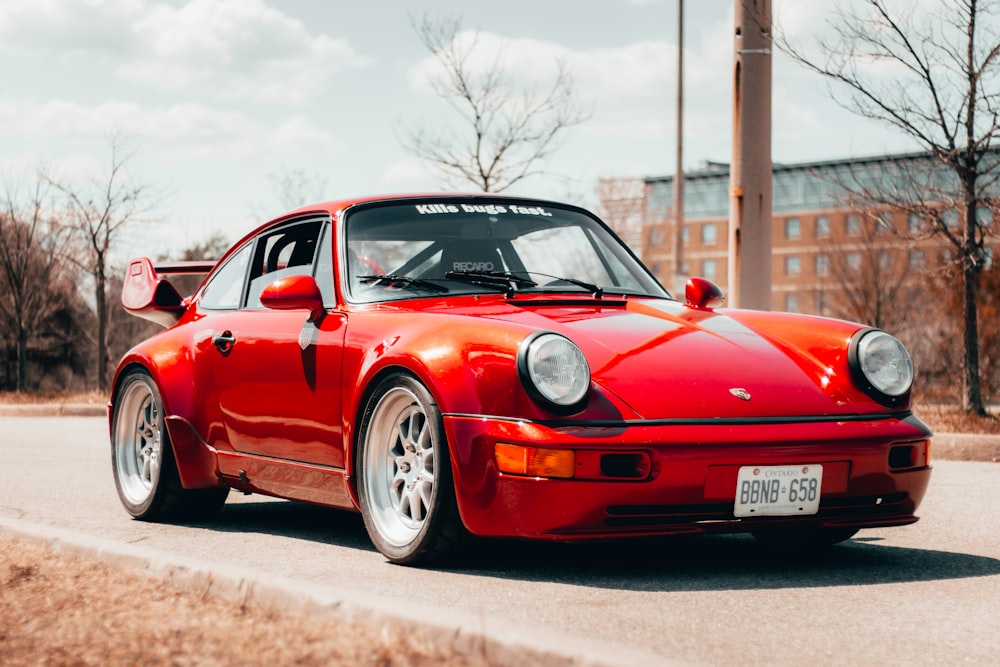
[203,218,348,469]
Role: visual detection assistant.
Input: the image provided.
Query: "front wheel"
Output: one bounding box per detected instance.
[356,373,466,565]
[111,369,227,521]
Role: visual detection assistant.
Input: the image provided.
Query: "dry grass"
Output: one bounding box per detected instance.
[915,403,1000,434]
[0,536,489,666]
[0,391,106,405]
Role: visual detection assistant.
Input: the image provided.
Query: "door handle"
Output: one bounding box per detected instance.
[213,330,236,355]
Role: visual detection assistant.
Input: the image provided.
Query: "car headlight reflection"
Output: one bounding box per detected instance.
[852,329,914,401]
[518,333,590,411]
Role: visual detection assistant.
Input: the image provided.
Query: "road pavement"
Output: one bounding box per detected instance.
[1,414,999,666]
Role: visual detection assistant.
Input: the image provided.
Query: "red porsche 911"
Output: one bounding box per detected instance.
[111,194,931,565]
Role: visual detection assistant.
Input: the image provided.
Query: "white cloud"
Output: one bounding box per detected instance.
[124,0,371,103]
[407,23,738,143]
[0,0,372,104]
[0,99,335,162]
[380,159,440,194]
[0,0,143,54]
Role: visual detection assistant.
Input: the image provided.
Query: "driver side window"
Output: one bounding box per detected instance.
[245,220,324,309]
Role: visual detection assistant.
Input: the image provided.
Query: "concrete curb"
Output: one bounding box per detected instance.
[0,517,680,667]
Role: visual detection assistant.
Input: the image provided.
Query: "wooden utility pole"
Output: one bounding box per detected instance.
[728,0,773,309]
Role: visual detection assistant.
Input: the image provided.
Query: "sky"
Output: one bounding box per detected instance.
[0,0,931,258]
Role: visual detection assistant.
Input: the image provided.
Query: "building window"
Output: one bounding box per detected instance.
[846,214,861,236]
[785,217,801,240]
[702,259,717,280]
[682,226,690,244]
[649,226,664,245]
[909,250,925,269]
[816,254,829,276]
[784,293,799,312]
[785,255,801,276]
[977,207,992,228]
[846,252,861,271]
[701,223,717,245]
[908,213,923,233]
[876,212,893,235]
[815,216,830,239]
[943,208,958,229]
[815,291,828,314]
[878,250,892,270]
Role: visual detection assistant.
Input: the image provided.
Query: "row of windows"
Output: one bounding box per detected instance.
[681,246,989,282]
[648,208,993,248]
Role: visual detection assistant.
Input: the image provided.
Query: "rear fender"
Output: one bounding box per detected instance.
[111,353,223,491]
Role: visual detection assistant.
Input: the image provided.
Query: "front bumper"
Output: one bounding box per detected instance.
[443,413,932,540]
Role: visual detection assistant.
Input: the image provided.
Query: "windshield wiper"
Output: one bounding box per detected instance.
[358,274,449,292]
[522,272,605,298]
[444,270,538,297]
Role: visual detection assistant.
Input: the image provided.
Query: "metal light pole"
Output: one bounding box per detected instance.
[673,0,685,296]
[728,0,773,309]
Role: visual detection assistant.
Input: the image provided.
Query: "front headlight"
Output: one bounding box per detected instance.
[517,333,590,411]
[850,329,914,403]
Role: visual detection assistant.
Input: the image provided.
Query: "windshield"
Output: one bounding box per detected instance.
[343,199,669,304]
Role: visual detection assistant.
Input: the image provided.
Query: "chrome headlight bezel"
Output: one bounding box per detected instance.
[848,328,914,406]
[517,332,591,413]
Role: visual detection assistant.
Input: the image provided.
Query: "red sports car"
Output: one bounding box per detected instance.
[110,194,931,564]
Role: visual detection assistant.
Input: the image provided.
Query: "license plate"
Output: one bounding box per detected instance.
[734,465,823,517]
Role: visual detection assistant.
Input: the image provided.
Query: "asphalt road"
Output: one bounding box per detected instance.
[1,416,998,666]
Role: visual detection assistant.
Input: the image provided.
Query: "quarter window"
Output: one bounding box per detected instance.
[199,244,252,311]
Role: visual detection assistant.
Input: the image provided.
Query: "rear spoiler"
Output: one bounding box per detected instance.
[122,257,215,328]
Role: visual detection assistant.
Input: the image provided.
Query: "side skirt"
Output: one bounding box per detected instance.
[217,451,356,510]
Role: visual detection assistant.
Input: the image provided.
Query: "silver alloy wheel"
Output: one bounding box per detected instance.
[362,385,438,548]
[114,377,163,506]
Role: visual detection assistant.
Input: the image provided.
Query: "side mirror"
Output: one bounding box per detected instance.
[684,277,725,310]
[260,274,325,321]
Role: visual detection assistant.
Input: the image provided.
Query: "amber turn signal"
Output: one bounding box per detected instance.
[495,443,575,479]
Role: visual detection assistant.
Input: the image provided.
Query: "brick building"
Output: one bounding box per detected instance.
[635,151,998,317]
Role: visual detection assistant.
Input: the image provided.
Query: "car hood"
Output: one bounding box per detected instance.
[454,296,871,419]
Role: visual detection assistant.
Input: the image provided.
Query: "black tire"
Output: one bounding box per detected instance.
[111,369,228,521]
[752,527,859,549]
[356,373,467,565]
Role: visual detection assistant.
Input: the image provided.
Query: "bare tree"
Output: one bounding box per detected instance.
[0,179,75,390]
[402,15,589,193]
[594,177,646,252]
[821,210,922,331]
[45,133,160,392]
[777,0,1000,414]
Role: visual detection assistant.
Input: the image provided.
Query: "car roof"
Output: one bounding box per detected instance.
[224,193,587,258]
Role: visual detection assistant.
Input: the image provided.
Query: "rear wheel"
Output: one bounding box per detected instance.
[111,369,227,521]
[356,373,466,565]
[752,527,859,549]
